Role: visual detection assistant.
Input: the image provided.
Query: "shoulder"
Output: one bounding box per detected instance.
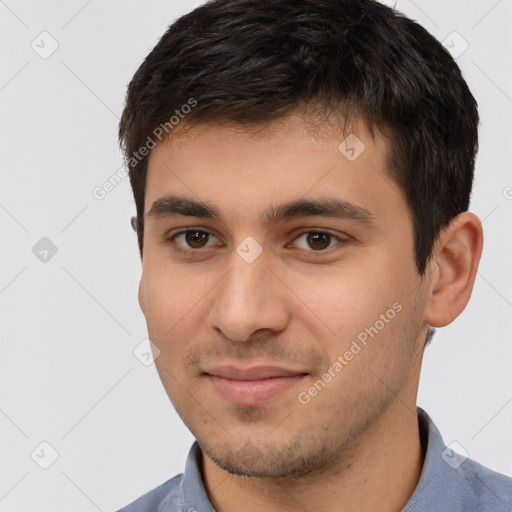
[116,474,183,512]
[409,407,512,512]
[458,456,512,510]
[115,441,210,512]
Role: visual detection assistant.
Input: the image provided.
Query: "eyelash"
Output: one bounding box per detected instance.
[166,228,349,255]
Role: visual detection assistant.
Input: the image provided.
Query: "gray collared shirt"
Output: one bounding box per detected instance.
[117,407,512,511]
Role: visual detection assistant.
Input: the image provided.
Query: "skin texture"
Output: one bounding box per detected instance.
[137,114,483,512]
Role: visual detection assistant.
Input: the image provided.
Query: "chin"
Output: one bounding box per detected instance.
[199,433,339,479]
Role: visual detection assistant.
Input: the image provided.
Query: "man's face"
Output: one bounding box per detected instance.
[139,115,429,477]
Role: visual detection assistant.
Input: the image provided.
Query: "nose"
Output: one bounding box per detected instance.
[208,251,291,342]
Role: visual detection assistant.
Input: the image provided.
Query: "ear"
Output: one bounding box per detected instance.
[130,215,137,232]
[424,212,483,327]
[138,278,146,315]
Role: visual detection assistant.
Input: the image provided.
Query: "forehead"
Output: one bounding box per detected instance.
[144,115,409,230]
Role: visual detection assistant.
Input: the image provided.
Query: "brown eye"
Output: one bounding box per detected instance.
[185,230,209,248]
[306,232,331,250]
[292,230,346,252]
[170,230,219,250]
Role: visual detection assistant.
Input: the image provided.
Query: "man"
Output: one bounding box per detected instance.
[116,0,512,510]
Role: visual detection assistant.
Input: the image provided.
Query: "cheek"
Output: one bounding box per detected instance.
[297,256,417,370]
[297,262,396,334]
[140,258,206,345]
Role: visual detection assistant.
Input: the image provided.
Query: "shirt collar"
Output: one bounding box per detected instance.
[402,406,468,511]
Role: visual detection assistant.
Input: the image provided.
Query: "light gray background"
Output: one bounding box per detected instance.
[1,0,511,510]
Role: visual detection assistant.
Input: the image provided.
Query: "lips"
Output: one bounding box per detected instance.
[204,365,308,405]
[204,365,306,380]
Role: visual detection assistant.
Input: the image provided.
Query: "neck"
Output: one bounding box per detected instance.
[201,399,425,512]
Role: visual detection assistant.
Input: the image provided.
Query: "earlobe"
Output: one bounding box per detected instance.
[424,212,483,327]
[130,216,137,232]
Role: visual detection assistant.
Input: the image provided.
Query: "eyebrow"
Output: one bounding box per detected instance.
[147,195,377,228]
